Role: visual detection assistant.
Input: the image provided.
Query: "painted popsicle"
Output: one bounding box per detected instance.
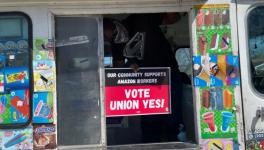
[4,133,27,148]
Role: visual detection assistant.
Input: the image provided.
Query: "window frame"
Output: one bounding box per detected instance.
[55,15,105,147]
[0,12,33,129]
[245,5,264,97]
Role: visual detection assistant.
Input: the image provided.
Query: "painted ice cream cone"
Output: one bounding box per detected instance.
[215,70,226,82]
[209,61,225,83]
[209,62,219,76]
[198,69,210,83]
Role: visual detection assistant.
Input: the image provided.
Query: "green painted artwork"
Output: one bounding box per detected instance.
[33,92,54,123]
[196,8,232,55]
[196,8,230,31]
[33,38,54,51]
[0,94,11,124]
[197,29,232,55]
[33,50,54,60]
[199,86,238,140]
[34,38,48,50]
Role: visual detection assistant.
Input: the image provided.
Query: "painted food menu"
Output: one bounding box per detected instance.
[0,126,33,150]
[33,92,53,123]
[0,38,31,125]
[33,60,55,92]
[194,4,240,149]
[193,55,239,87]
[200,86,237,139]
[33,124,56,149]
[0,71,30,124]
[33,38,56,93]
[31,38,56,147]
[196,8,231,55]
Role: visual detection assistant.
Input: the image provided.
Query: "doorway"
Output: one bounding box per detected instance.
[103,12,195,145]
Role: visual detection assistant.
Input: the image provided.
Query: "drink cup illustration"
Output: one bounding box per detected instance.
[203,112,216,133]
[221,111,233,132]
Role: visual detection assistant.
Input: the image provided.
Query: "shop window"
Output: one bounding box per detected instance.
[248,6,264,94]
[0,13,32,128]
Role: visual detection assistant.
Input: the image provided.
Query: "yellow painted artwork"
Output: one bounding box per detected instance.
[33,69,55,92]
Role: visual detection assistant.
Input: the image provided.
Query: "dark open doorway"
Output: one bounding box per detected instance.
[103,12,195,145]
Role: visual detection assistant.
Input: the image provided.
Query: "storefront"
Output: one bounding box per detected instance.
[1,0,262,149]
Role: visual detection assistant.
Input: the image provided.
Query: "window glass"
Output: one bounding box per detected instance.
[0,14,32,127]
[104,41,113,67]
[248,6,264,93]
[56,17,101,145]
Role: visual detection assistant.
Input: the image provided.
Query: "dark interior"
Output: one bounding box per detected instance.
[103,13,195,145]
